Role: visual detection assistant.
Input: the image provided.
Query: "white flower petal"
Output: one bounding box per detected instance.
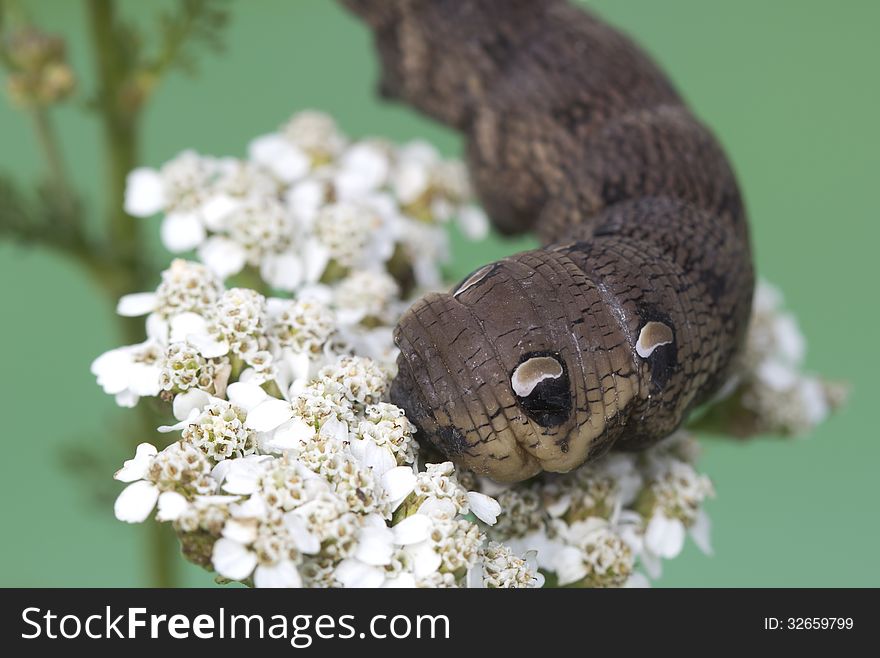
[128,362,161,397]
[115,390,139,408]
[391,514,431,546]
[212,538,257,581]
[351,439,395,477]
[382,573,416,588]
[229,494,267,521]
[260,252,303,291]
[117,292,157,317]
[624,572,652,588]
[757,360,798,392]
[221,457,269,495]
[284,178,324,226]
[278,350,311,396]
[200,194,240,231]
[223,518,259,544]
[381,466,416,509]
[156,491,189,521]
[245,399,294,432]
[554,546,588,586]
[640,550,663,580]
[168,312,208,343]
[302,238,331,283]
[160,211,206,253]
[124,167,165,217]
[265,417,316,451]
[145,313,169,343]
[335,143,389,199]
[319,416,349,443]
[197,236,247,279]
[689,509,713,555]
[186,332,229,359]
[798,378,830,426]
[114,443,157,482]
[457,204,490,240]
[335,558,386,588]
[545,493,572,519]
[91,348,134,395]
[226,382,269,412]
[172,389,212,421]
[355,526,394,566]
[114,481,159,523]
[249,134,309,183]
[467,563,485,589]
[284,514,321,554]
[644,513,686,559]
[467,491,502,526]
[405,540,442,579]
[416,496,457,519]
[158,407,199,433]
[254,561,302,588]
[392,161,429,204]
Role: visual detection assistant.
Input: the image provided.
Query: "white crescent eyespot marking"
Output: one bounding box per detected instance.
[636,321,674,358]
[453,264,494,298]
[511,356,564,397]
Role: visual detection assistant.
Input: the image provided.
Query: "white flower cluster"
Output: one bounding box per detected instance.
[472,433,712,588]
[123,110,489,293]
[98,112,841,588]
[714,281,846,437]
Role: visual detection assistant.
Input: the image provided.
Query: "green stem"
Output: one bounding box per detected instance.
[29,108,75,224]
[87,0,142,269]
[88,0,175,589]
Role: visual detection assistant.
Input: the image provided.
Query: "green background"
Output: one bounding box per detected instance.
[1,0,876,587]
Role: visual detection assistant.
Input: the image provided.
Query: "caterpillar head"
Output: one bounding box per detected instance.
[390,255,637,482]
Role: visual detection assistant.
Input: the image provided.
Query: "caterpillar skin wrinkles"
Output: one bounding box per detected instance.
[343,0,754,482]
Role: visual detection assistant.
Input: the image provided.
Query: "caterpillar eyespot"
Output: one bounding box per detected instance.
[636,322,675,359]
[511,355,564,398]
[347,0,754,482]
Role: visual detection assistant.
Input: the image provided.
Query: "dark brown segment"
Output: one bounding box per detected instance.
[346,0,754,481]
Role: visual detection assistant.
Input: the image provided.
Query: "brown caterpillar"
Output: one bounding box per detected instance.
[344,0,754,482]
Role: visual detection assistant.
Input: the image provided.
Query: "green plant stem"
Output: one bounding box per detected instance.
[87,0,142,264]
[87,0,175,589]
[29,108,76,225]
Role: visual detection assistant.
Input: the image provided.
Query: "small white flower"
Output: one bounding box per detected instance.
[334,141,390,199]
[467,491,502,526]
[381,466,417,511]
[689,509,713,555]
[248,133,310,183]
[260,251,303,291]
[212,537,258,581]
[264,417,316,452]
[117,292,158,317]
[246,398,295,432]
[219,455,272,495]
[91,341,163,407]
[114,480,160,523]
[644,512,686,560]
[391,514,432,545]
[198,236,247,279]
[354,524,395,566]
[114,443,157,482]
[156,491,189,521]
[160,211,206,253]
[457,205,489,240]
[253,560,302,588]
[334,558,386,588]
[124,167,166,217]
